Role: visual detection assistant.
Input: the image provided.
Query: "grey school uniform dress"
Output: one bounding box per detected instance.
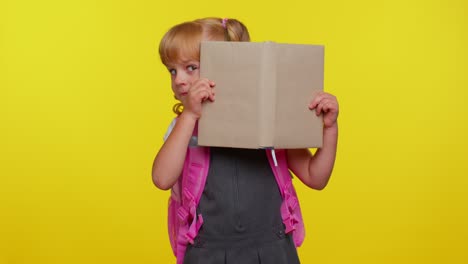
[183,147,301,264]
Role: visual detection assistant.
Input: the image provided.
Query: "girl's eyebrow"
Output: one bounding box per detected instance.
[165,60,199,68]
[180,59,199,64]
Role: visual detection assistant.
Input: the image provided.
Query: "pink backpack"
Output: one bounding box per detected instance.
[167,126,305,264]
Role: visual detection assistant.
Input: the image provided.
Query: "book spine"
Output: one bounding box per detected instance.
[258,42,277,148]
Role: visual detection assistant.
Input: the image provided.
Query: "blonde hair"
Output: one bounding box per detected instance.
[159,17,250,115]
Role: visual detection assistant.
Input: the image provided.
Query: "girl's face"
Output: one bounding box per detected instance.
[166,58,200,101]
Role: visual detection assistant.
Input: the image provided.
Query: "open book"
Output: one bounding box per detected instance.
[198,41,324,149]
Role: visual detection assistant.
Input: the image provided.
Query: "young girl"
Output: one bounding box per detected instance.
[152,17,338,264]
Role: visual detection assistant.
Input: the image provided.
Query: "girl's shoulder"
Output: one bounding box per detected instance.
[162,117,198,147]
[163,118,177,141]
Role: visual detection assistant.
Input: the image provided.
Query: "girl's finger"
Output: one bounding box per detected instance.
[323,102,333,113]
[317,99,332,115]
[209,88,216,101]
[309,95,323,109]
[198,88,215,102]
[321,102,329,113]
[316,101,324,116]
[190,82,209,96]
[322,99,332,111]
[200,89,210,101]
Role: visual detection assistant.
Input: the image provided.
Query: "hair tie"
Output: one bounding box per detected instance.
[221,18,228,28]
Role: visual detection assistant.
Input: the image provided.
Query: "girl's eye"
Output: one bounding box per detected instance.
[187,65,198,72]
[168,69,176,75]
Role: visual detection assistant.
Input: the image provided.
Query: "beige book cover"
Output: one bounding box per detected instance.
[198,41,324,149]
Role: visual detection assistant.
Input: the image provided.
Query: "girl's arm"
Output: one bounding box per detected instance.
[286,92,339,190]
[152,112,197,190]
[152,78,215,190]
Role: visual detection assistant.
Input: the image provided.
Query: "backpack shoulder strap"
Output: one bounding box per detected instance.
[266,149,305,247]
[182,122,210,205]
[174,123,210,264]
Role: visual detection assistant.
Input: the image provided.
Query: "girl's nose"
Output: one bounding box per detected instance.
[174,73,188,86]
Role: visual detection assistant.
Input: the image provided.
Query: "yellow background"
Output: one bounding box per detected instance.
[1,0,467,263]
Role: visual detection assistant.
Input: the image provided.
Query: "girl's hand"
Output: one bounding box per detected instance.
[309,92,339,128]
[181,78,215,120]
